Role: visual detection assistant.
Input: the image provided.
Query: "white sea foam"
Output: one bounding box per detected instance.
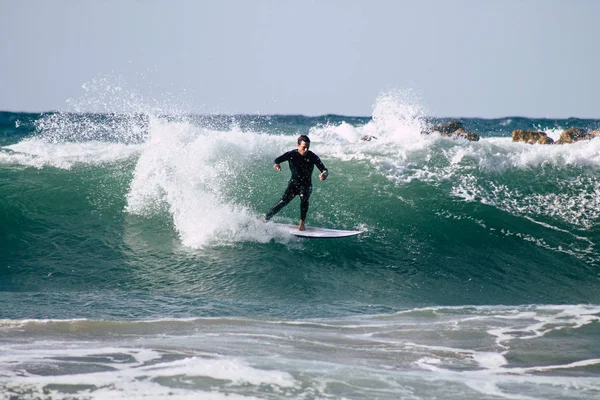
[451,172,600,231]
[1,347,295,400]
[486,304,600,347]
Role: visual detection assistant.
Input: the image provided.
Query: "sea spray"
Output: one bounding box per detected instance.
[125,117,293,247]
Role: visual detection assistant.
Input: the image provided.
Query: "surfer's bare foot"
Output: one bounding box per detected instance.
[298,221,306,231]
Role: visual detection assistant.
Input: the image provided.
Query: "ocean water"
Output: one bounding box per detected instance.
[1,93,600,399]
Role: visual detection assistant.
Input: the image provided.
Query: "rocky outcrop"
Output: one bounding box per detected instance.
[434,120,464,134]
[556,127,599,144]
[511,130,554,144]
[425,120,480,141]
[360,135,377,141]
[421,122,599,145]
[449,128,480,142]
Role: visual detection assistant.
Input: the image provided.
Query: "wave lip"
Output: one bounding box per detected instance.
[2,140,142,169]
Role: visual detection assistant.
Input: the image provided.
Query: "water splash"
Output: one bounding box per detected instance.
[124,117,292,248]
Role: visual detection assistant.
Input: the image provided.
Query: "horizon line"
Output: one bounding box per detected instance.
[0,109,599,121]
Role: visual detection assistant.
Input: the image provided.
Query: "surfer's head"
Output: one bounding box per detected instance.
[297,135,310,156]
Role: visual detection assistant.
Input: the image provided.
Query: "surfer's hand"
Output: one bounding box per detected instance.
[274,164,281,171]
[319,170,328,181]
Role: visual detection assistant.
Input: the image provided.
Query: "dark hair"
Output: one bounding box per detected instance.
[297,135,310,145]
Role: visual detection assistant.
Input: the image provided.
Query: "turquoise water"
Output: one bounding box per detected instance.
[1,97,600,399]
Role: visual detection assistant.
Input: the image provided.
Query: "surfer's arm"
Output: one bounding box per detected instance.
[274,151,293,165]
[312,154,329,181]
[273,151,293,172]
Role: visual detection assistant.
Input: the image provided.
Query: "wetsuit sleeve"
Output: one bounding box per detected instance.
[274,150,294,165]
[312,153,327,173]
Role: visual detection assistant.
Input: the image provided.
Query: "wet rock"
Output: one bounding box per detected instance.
[424,120,479,141]
[431,120,464,134]
[360,135,377,141]
[556,127,598,144]
[511,130,554,144]
[449,128,480,142]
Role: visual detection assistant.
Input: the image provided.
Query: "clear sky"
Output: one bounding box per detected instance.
[1,0,599,117]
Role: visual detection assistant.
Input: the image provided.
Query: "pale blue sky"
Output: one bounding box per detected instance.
[1,0,599,117]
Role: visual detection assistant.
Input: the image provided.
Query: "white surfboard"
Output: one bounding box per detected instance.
[272,223,363,238]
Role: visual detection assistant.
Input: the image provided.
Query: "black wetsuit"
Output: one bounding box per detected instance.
[265,149,328,221]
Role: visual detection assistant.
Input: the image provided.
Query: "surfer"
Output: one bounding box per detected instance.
[264,135,328,231]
